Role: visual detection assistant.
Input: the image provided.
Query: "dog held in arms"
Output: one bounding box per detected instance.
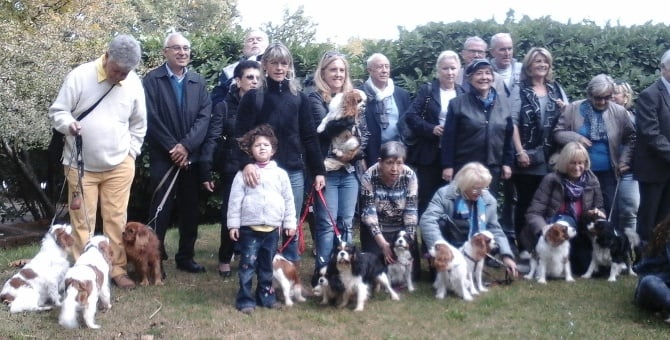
[460,230,496,294]
[524,220,577,284]
[316,89,366,172]
[581,218,640,282]
[387,230,415,292]
[122,221,163,286]
[324,242,399,311]
[0,223,74,313]
[59,235,114,329]
[272,253,306,306]
[429,240,474,301]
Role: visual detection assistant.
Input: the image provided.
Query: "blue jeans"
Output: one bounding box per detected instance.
[313,169,359,270]
[235,227,278,310]
[617,173,640,232]
[635,275,670,312]
[281,170,304,262]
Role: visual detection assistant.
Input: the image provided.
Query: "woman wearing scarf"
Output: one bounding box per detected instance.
[440,59,514,204]
[511,47,568,257]
[523,142,605,275]
[553,74,636,224]
[421,162,518,278]
[360,53,411,168]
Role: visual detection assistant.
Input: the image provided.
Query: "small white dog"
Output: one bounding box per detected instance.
[524,221,577,284]
[59,235,114,329]
[272,253,306,306]
[429,240,474,301]
[460,230,496,294]
[0,223,74,313]
[387,230,415,292]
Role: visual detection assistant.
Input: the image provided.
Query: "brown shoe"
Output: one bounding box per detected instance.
[112,274,136,289]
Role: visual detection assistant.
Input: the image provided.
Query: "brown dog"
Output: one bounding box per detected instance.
[122,222,163,286]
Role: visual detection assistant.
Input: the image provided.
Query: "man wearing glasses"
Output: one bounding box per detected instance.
[144,32,212,276]
[211,29,269,106]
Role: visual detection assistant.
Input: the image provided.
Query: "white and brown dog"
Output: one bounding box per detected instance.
[582,219,640,282]
[460,230,496,294]
[272,253,305,306]
[525,220,577,284]
[429,240,474,301]
[387,230,415,292]
[317,89,367,171]
[59,235,114,329]
[0,223,74,313]
[312,266,339,306]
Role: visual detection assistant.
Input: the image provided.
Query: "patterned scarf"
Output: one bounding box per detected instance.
[454,196,488,239]
[562,173,587,220]
[476,87,497,110]
[364,78,395,130]
[580,101,607,142]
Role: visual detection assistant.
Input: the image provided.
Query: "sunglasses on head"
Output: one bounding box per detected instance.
[322,50,346,60]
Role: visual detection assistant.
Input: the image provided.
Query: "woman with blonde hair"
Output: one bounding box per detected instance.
[524,141,605,275]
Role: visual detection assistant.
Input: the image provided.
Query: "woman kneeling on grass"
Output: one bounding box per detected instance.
[634,215,670,322]
[227,124,296,315]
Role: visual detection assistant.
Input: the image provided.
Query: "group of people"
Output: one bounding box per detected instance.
[47,29,670,319]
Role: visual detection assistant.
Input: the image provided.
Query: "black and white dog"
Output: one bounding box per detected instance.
[582,219,640,282]
[324,242,399,311]
[387,230,415,292]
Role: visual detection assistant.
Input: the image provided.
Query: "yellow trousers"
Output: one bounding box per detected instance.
[65,155,135,278]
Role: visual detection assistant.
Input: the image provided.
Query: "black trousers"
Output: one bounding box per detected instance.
[149,160,201,263]
[637,180,670,242]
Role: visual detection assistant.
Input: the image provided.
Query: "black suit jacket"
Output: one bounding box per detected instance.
[634,78,670,182]
[360,84,411,165]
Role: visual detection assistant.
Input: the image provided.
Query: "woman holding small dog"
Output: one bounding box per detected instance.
[523,141,605,275]
[308,51,369,285]
[421,162,518,277]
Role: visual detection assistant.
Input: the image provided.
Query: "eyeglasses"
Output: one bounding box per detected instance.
[592,94,612,101]
[243,74,260,81]
[166,45,191,52]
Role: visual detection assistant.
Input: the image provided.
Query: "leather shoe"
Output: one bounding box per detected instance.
[112,274,136,289]
[176,259,206,273]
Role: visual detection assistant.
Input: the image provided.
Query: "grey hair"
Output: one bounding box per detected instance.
[379,141,406,161]
[661,49,670,69]
[163,32,190,48]
[107,34,141,71]
[463,36,487,49]
[586,74,615,98]
[435,50,460,71]
[366,53,389,69]
[489,33,512,48]
[260,42,300,95]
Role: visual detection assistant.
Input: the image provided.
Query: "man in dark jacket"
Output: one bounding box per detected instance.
[634,48,670,243]
[360,53,412,167]
[144,32,211,275]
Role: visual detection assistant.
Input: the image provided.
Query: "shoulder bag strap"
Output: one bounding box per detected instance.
[77,84,115,122]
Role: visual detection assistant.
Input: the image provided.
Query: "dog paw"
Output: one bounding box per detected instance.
[296,296,306,302]
[435,293,445,300]
[354,305,364,312]
[607,277,617,282]
[566,277,575,282]
[464,295,474,302]
[523,274,533,280]
[155,280,164,286]
[479,287,489,293]
[537,278,547,284]
[581,274,592,279]
[407,286,416,293]
[140,280,149,287]
[390,293,400,301]
[88,323,101,329]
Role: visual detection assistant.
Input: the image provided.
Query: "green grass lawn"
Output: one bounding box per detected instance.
[0,223,667,339]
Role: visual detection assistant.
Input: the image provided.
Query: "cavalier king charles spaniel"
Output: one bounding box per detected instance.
[317,89,367,171]
[524,220,577,284]
[59,235,114,329]
[582,219,639,282]
[324,242,399,311]
[1,223,74,313]
[272,253,305,306]
[122,222,163,286]
[387,230,415,292]
[429,239,474,301]
[460,230,496,294]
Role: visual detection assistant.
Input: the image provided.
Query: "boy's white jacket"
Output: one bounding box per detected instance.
[227,161,297,230]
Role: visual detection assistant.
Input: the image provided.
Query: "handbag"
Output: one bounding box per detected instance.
[524,146,546,166]
[48,85,115,164]
[401,94,431,146]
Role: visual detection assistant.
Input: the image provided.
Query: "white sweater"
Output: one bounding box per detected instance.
[48,57,147,172]
[227,161,297,230]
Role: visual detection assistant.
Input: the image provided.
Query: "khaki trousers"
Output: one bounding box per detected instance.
[65,155,135,278]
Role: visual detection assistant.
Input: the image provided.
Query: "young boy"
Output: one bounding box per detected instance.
[227,124,296,314]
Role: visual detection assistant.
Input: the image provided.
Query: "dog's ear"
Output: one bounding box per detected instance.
[135,226,149,249]
[343,91,359,117]
[473,236,488,257]
[99,241,114,265]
